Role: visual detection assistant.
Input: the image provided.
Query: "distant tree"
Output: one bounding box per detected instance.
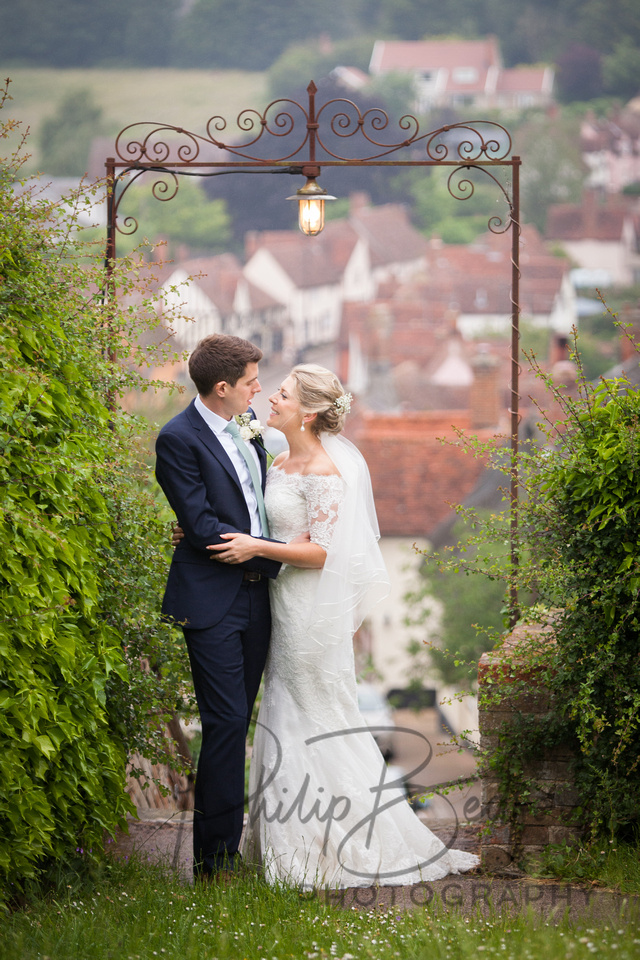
[602,39,640,100]
[122,0,180,67]
[267,44,328,98]
[0,0,130,66]
[365,72,416,121]
[38,90,104,176]
[172,0,360,71]
[405,514,508,690]
[378,0,486,40]
[555,42,604,102]
[516,111,586,232]
[3,0,640,70]
[116,179,230,256]
[171,0,250,69]
[575,0,640,54]
[267,39,402,103]
[405,165,505,243]
[494,3,567,66]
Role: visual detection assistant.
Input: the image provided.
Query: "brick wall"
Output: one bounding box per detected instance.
[478,622,581,870]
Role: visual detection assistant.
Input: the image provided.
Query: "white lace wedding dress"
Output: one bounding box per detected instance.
[243,449,479,889]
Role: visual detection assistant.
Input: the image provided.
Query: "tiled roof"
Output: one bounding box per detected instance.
[370,38,501,78]
[245,221,359,288]
[338,296,512,414]
[242,279,282,310]
[400,226,568,316]
[165,253,243,313]
[345,410,494,537]
[350,203,428,268]
[339,299,444,371]
[545,195,634,242]
[496,67,553,94]
[245,203,425,286]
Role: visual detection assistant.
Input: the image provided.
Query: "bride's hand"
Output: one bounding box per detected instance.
[207,532,257,564]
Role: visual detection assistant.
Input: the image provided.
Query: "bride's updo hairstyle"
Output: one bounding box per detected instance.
[290,364,348,436]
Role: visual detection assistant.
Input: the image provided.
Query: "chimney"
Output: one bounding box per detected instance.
[582,189,599,238]
[549,333,570,366]
[349,192,370,215]
[469,347,501,429]
[245,231,260,259]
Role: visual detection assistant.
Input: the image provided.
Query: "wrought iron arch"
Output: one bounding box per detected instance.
[105,81,522,620]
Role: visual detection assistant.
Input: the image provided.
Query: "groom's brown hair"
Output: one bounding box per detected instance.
[189,334,262,396]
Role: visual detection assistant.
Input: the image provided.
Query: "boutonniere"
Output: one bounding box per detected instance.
[235,414,273,465]
[235,412,264,442]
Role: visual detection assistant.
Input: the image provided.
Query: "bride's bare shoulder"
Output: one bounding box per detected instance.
[271,452,289,469]
[303,448,340,478]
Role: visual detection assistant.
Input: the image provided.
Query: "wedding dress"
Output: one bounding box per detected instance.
[243,434,479,889]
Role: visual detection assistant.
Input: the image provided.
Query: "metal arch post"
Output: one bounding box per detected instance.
[509,156,521,626]
[104,154,118,415]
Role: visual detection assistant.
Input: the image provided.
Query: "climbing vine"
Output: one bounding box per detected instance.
[0,82,190,897]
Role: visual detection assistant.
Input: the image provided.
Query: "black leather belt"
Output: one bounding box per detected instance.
[243,572,262,582]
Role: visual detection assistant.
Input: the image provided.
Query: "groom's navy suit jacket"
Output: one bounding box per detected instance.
[155,399,280,630]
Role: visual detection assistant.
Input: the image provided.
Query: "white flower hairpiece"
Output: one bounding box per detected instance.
[334,392,353,415]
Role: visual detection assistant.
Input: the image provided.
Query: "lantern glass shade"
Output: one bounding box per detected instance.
[287,177,336,236]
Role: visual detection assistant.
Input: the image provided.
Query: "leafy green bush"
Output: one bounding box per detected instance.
[414,334,640,841]
[522,371,640,837]
[482,350,640,840]
[0,84,190,897]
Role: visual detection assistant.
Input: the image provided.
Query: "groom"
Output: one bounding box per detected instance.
[155,334,281,879]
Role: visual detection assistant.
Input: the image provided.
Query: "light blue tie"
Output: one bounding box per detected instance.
[224,419,269,536]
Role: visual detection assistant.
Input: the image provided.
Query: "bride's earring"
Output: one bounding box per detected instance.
[300,422,305,432]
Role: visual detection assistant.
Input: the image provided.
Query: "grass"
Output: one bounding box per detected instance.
[4,68,268,170]
[530,839,640,895]
[2,853,640,960]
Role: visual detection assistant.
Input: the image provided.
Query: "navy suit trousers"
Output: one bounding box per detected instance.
[184,577,271,876]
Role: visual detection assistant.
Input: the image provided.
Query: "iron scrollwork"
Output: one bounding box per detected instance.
[447,165,514,235]
[113,82,513,166]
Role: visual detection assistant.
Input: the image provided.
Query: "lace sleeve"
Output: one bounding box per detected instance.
[302,474,345,551]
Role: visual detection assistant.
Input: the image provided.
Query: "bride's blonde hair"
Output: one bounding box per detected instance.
[290,364,347,435]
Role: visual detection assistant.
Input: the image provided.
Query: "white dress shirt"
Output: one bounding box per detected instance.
[195,395,264,536]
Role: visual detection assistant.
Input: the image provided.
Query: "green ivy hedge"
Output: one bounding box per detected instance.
[0,85,189,896]
[481,362,640,841]
[418,338,640,842]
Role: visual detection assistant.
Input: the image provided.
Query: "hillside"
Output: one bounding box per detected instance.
[6,68,268,170]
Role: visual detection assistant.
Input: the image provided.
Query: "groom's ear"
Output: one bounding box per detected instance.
[214,380,228,398]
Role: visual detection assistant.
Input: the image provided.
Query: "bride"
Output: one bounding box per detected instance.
[207,364,479,889]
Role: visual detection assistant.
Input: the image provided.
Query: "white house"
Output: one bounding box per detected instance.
[242,198,428,356]
[369,38,554,113]
[546,191,640,287]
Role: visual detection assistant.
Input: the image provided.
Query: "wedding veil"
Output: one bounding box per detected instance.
[302,433,391,666]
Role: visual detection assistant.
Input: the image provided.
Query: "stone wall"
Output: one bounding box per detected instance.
[478,621,581,871]
[126,718,194,814]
